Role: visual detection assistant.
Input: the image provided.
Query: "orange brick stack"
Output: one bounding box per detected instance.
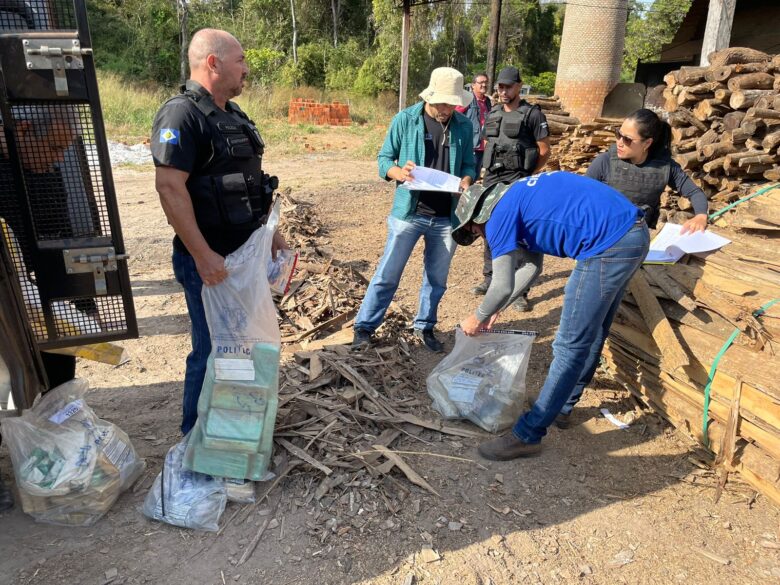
[287,98,351,126]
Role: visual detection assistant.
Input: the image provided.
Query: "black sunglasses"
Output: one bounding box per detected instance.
[614,129,642,147]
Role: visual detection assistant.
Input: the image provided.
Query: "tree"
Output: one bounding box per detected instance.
[85,0,563,95]
[622,0,694,81]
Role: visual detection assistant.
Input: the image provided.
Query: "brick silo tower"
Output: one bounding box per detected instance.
[555,0,628,122]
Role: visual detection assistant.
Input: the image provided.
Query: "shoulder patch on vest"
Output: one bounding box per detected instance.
[159,128,180,145]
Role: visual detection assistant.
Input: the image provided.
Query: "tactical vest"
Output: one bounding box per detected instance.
[482,101,540,181]
[178,86,274,232]
[607,144,671,228]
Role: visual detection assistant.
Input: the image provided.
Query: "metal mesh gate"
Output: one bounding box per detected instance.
[0,0,75,31]
[0,0,137,350]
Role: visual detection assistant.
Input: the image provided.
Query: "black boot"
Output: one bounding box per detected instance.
[351,328,373,349]
[478,433,542,461]
[413,329,444,353]
[554,413,572,429]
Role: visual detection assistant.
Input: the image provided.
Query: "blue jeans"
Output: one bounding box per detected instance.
[355,214,457,333]
[512,222,649,444]
[172,250,211,436]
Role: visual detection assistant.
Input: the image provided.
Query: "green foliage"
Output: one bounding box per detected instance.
[278,42,330,87]
[622,0,694,81]
[325,39,368,90]
[525,71,556,96]
[88,0,180,81]
[353,48,397,96]
[246,48,286,86]
[498,0,562,76]
[86,0,567,101]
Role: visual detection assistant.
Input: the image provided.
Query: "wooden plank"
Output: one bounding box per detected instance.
[642,266,697,311]
[276,438,333,475]
[628,271,689,373]
[281,308,357,343]
[372,445,441,497]
[46,342,129,366]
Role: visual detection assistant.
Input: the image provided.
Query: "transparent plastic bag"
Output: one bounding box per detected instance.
[0,379,145,525]
[222,478,256,504]
[267,248,298,296]
[202,198,282,358]
[185,201,282,480]
[426,328,536,433]
[143,436,227,532]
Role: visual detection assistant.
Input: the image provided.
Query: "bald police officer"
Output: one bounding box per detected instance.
[152,28,286,435]
[473,67,550,312]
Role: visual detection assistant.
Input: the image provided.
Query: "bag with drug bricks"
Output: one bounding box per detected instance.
[183,199,282,480]
[427,329,536,433]
[0,379,145,526]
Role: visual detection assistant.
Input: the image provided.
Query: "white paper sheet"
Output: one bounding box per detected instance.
[398,166,461,193]
[644,222,731,264]
[215,358,255,381]
[600,408,630,430]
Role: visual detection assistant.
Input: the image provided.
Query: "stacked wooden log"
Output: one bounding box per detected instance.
[603,183,780,504]
[662,48,780,207]
[524,95,580,145]
[548,118,622,173]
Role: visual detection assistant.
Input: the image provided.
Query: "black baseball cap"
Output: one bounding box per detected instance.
[496,66,521,85]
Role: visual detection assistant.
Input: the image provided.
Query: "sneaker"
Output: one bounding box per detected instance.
[0,477,14,512]
[513,293,531,312]
[471,280,491,296]
[477,433,542,461]
[413,329,444,353]
[351,328,373,349]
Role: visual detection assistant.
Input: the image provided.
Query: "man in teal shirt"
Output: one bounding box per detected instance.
[353,68,477,352]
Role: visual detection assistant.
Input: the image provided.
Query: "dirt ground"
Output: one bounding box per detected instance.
[2,137,780,585]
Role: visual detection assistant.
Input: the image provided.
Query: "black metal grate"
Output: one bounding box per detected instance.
[51,295,128,338]
[0,215,47,333]
[1,102,123,344]
[9,102,110,243]
[0,0,76,31]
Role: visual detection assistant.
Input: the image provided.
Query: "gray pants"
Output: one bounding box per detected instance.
[482,240,543,297]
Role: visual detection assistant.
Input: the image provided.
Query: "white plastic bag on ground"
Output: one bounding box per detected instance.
[427,328,536,433]
[143,435,227,532]
[202,198,282,357]
[0,378,145,526]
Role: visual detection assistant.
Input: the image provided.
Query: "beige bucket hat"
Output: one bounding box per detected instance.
[419,67,473,107]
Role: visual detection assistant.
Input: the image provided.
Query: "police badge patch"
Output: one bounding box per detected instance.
[159,128,180,145]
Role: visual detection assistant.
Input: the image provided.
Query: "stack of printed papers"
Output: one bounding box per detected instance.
[644,222,731,264]
[398,166,461,193]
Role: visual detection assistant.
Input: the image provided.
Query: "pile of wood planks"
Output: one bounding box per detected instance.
[275,193,408,349]
[524,95,580,145]
[265,193,483,509]
[662,47,780,206]
[548,118,622,173]
[276,345,483,500]
[603,183,780,504]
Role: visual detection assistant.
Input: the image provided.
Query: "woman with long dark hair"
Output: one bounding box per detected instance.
[585,108,708,235]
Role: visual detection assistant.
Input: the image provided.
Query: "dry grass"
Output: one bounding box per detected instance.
[97,72,393,158]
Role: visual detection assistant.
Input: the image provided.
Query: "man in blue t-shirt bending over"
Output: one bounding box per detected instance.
[451,171,650,460]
